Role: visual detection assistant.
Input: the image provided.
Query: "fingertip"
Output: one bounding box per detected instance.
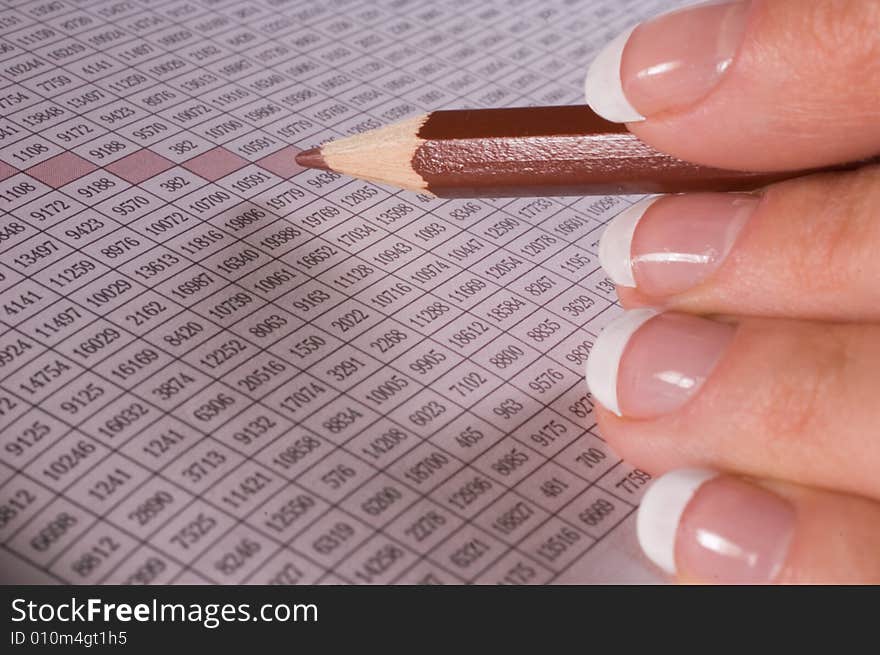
[584,25,646,124]
[637,468,719,576]
[598,196,657,288]
[584,308,658,416]
[596,0,880,170]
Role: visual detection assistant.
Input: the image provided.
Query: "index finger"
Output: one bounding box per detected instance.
[585,0,880,171]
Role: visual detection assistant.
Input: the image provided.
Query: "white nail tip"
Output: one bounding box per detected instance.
[584,25,646,123]
[585,308,658,416]
[599,196,658,287]
[637,468,719,575]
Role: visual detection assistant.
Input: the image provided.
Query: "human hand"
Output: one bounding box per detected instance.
[583,0,880,583]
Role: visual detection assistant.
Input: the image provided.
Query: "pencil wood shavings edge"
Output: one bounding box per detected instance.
[320,115,430,193]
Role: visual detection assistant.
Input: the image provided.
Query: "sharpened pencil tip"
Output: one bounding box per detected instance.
[295,147,328,170]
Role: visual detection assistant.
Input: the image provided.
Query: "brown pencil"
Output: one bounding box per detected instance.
[295,105,878,198]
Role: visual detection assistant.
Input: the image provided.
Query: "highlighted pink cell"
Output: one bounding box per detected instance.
[106,150,174,184]
[182,147,248,181]
[27,153,97,187]
[0,161,16,182]
[257,146,307,179]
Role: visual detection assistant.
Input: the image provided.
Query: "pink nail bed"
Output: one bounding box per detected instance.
[617,312,735,419]
[631,193,757,296]
[638,470,796,583]
[585,310,735,419]
[621,1,752,117]
[676,476,795,583]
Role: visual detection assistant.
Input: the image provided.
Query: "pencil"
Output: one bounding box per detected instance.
[295,105,878,198]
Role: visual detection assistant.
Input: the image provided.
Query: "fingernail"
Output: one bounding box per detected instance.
[600,193,758,296]
[638,469,795,583]
[585,310,734,419]
[585,1,751,122]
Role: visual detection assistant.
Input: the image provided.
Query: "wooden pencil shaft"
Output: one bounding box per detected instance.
[301,105,880,197]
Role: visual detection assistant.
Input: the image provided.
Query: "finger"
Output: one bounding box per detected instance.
[599,166,880,321]
[584,0,880,170]
[584,311,880,499]
[637,469,880,584]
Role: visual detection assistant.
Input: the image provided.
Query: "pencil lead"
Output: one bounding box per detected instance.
[295,147,328,170]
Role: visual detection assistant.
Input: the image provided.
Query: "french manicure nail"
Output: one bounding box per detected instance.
[638,469,795,583]
[585,1,751,122]
[598,196,657,288]
[600,193,758,296]
[585,310,735,419]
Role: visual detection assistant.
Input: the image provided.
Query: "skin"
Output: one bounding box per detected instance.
[598,0,880,583]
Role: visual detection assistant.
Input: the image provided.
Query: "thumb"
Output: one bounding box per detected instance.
[584,0,880,171]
